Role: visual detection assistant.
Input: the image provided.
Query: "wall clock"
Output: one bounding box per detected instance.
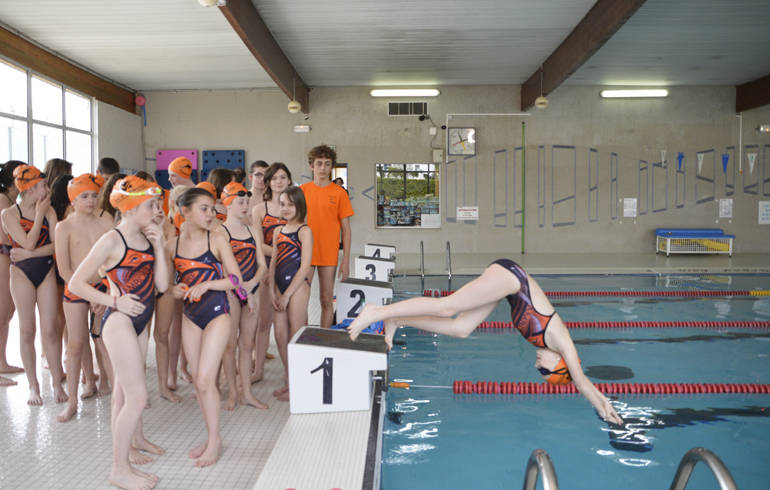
[447,127,476,156]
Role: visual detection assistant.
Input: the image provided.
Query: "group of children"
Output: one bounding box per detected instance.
[0,144,354,489]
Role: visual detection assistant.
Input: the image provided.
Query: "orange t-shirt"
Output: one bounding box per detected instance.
[300,181,354,266]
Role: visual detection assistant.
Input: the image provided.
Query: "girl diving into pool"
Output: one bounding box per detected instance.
[347,259,624,426]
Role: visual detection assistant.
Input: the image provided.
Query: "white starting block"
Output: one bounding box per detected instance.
[355,255,395,282]
[364,243,396,259]
[288,327,388,414]
[336,277,393,320]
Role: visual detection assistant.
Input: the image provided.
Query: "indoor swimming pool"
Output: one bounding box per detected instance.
[381,273,770,489]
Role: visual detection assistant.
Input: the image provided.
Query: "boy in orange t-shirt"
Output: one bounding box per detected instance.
[300,145,354,329]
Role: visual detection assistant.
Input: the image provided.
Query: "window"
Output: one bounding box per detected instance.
[376,163,440,228]
[0,58,94,175]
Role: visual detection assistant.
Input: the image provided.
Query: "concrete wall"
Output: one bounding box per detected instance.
[140,85,770,255]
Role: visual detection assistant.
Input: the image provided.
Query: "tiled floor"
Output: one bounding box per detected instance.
[0,277,322,490]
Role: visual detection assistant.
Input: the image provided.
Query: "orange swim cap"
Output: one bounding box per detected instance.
[109,176,162,213]
[168,157,193,179]
[221,182,251,206]
[539,356,579,385]
[13,164,45,193]
[195,181,217,199]
[67,173,103,201]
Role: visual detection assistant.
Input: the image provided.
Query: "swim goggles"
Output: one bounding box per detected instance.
[112,186,163,197]
[223,190,252,198]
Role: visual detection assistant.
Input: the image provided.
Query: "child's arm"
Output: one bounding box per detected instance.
[183,232,241,303]
[275,226,313,311]
[1,202,44,250]
[54,221,74,282]
[338,216,351,280]
[546,319,623,425]
[269,230,280,309]
[244,224,267,293]
[143,223,169,294]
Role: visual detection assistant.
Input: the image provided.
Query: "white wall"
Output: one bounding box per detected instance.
[96,101,143,171]
[140,85,770,255]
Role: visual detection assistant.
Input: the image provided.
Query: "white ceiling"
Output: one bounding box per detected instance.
[1,0,769,91]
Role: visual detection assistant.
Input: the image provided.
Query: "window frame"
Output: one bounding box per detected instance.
[0,55,95,171]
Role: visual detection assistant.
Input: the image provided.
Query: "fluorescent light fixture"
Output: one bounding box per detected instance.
[292,124,311,133]
[600,89,669,98]
[759,124,770,133]
[370,89,440,97]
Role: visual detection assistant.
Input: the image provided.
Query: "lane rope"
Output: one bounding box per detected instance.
[450,381,770,395]
[476,320,770,329]
[423,289,770,298]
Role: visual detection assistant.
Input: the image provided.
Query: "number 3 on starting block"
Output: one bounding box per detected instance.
[336,278,393,320]
[355,255,395,282]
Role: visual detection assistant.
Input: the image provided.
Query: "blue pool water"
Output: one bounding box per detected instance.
[381,274,770,490]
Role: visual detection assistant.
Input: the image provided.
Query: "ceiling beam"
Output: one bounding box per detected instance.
[736,74,770,112]
[219,0,309,113]
[521,0,647,111]
[0,26,135,113]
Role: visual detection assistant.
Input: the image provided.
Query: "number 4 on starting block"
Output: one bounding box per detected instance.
[336,277,393,321]
[364,243,396,259]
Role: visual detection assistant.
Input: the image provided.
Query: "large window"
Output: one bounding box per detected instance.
[0,58,94,175]
[376,163,440,228]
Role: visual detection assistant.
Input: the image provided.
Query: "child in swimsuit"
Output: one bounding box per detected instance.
[220,181,268,410]
[55,173,113,422]
[347,259,624,426]
[269,186,313,401]
[251,163,290,381]
[170,187,245,467]
[0,160,25,387]
[69,175,170,490]
[1,164,65,405]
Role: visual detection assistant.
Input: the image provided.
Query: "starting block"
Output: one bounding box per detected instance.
[336,277,393,320]
[288,327,387,414]
[355,255,395,282]
[364,243,396,259]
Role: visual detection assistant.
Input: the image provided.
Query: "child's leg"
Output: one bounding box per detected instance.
[153,292,181,403]
[192,315,230,467]
[253,280,273,382]
[316,265,336,329]
[0,254,21,374]
[9,267,42,404]
[272,307,290,396]
[91,309,113,395]
[221,294,239,411]
[80,336,97,392]
[36,272,67,403]
[58,301,94,422]
[102,315,157,489]
[168,299,183,387]
[238,301,266,408]
[349,263,517,340]
[131,328,165,462]
[275,283,311,401]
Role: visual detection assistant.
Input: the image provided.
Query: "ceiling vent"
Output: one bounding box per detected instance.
[388,102,428,116]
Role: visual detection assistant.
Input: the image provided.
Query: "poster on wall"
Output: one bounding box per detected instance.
[623,198,637,218]
[719,199,733,219]
[759,202,770,225]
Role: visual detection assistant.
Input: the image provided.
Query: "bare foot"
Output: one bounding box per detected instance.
[347,304,380,341]
[0,376,17,386]
[54,386,69,404]
[81,381,97,399]
[188,441,207,459]
[57,402,77,422]
[383,318,401,350]
[159,388,183,403]
[265,352,275,360]
[240,392,268,409]
[272,386,289,397]
[179,369,192,384]
[130,466,159,486]
[250,370,263,384]
[109,467,156,490]
[194,438,221,467]
[0,363,24,374]
[129,447,153,465]
[167,375,177,391]
[223,394,238,411]
[97,381,111,397]
[276,391,290,402]
[133,436,165,456]
[27,388,43,406]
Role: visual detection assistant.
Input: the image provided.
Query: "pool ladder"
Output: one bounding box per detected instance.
[520,447,736,490]
[416,240,452,281]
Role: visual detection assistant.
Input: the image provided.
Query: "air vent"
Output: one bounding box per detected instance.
[388,102,427,116]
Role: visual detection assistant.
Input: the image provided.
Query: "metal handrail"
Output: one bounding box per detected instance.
[419,240,424,279]
[669,447,737,490]
[445,240,452,280]
[522,449,559,490]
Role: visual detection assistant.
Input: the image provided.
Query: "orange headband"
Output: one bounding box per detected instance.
[67,173,103,201]
[13,164,45,193]
[109,176,162,213]
[168,157,193,179]
[196,181,217,199]
[221,182,251,206]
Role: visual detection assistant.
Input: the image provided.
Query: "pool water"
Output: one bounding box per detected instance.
[381,274,770,490]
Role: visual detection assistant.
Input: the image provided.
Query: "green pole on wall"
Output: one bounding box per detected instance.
[521,121,526,255]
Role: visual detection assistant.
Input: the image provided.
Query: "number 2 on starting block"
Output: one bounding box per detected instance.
[336,278,393,320]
